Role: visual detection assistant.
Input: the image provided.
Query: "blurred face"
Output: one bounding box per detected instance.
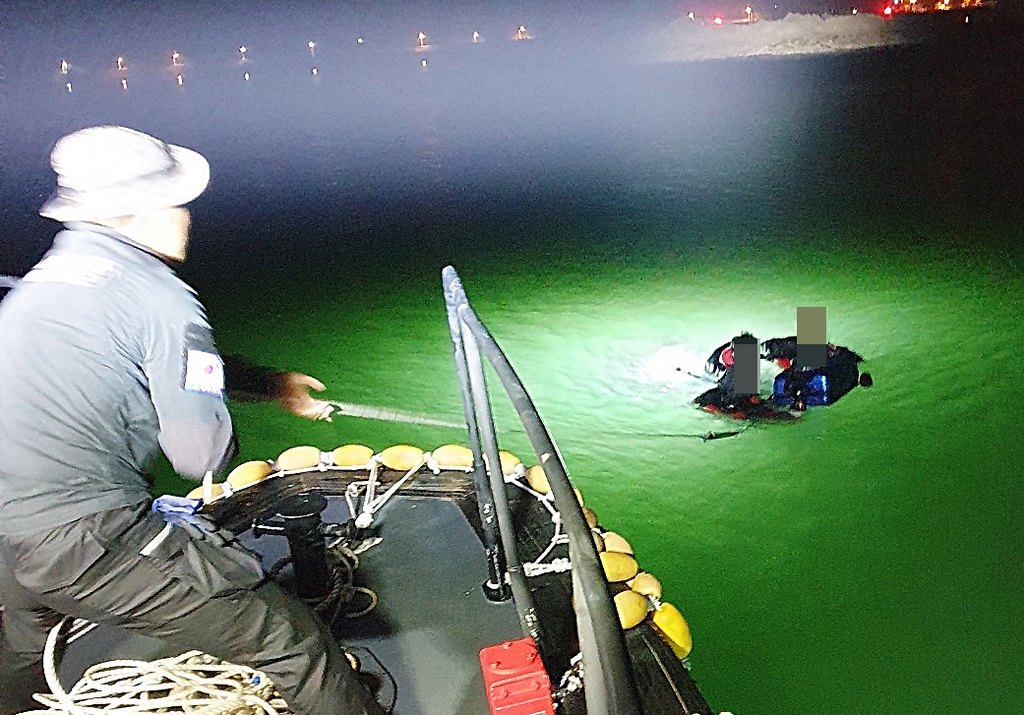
[97,207,191,262]
[145,206,191,262]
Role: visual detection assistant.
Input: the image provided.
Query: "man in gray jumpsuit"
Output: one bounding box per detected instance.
[0,127,383,715]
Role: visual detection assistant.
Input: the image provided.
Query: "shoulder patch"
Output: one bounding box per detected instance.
[181,323,224,396]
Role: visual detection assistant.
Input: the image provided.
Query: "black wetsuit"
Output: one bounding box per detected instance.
[762,336,867,407]
[695,335,774,417]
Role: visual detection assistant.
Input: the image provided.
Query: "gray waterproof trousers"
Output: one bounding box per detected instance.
[0,502,381,715]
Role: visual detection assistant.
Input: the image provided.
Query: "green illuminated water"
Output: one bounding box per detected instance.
[153,212,1024,715]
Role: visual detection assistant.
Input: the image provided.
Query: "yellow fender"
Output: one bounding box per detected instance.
[628,572,663,600]
[379,444,424,471]
[652,602,693,658]
[498,450,520,476]
[275,445,322,471]
[601,531,633,555]
[599,551,639,583]
[186,482,226,503]
[528,465,585,506]
[226,460,274,490]
[614,590,651,630]
[526,464,550,494]
[430,444,474,469]
[331,444,375,467]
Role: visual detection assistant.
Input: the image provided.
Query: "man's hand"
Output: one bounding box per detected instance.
[270,373,336,421]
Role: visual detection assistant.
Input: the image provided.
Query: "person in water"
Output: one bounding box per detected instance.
[0,126,384,715]
[760,336,873,409]
[695,332,781,418]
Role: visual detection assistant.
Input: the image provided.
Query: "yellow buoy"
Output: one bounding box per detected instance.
[226,460,273,489]
[379,444,424,471]
[582,506,599,528]
[498,450,520,475]
[599,551,639,583]
[627,572,663,600]
[652,602,693,658]
[430,444,474,468]
[331,444,374,467]
[601,531,633,555]
[275,446,322,471]
[186,482,226,503]
[614,589,651,630]
[526,465,550,494]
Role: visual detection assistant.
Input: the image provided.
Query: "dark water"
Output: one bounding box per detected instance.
[3,4,1024,714]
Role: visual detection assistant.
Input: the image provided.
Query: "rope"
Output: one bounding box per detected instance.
[266,544,377,624]
[23,619,290,715]
[325,402,463,429]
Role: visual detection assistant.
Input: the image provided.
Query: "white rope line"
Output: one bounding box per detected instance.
[367,459,427,514]
[506,476,576,577]
[23,619,290,715]
[325,402,463,429]
[352,457,428,529]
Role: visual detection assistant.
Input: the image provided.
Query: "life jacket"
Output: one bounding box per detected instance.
[772,346,863,407]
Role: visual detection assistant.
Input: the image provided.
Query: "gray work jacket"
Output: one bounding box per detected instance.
[0,224,235,536]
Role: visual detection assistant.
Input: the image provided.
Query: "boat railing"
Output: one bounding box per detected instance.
[442,266,642,715]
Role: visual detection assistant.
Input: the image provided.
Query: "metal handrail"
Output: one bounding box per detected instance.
[442,266,642,715]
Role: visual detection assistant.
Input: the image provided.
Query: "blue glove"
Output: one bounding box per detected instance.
[152,495,203,521]
[150,495,226,544]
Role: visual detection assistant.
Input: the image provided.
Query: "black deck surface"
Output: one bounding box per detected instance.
[59,494,522,715]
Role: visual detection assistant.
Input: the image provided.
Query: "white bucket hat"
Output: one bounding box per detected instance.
[39,126,210,223]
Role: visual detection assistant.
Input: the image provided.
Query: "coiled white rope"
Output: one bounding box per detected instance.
[19,618,290,715]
